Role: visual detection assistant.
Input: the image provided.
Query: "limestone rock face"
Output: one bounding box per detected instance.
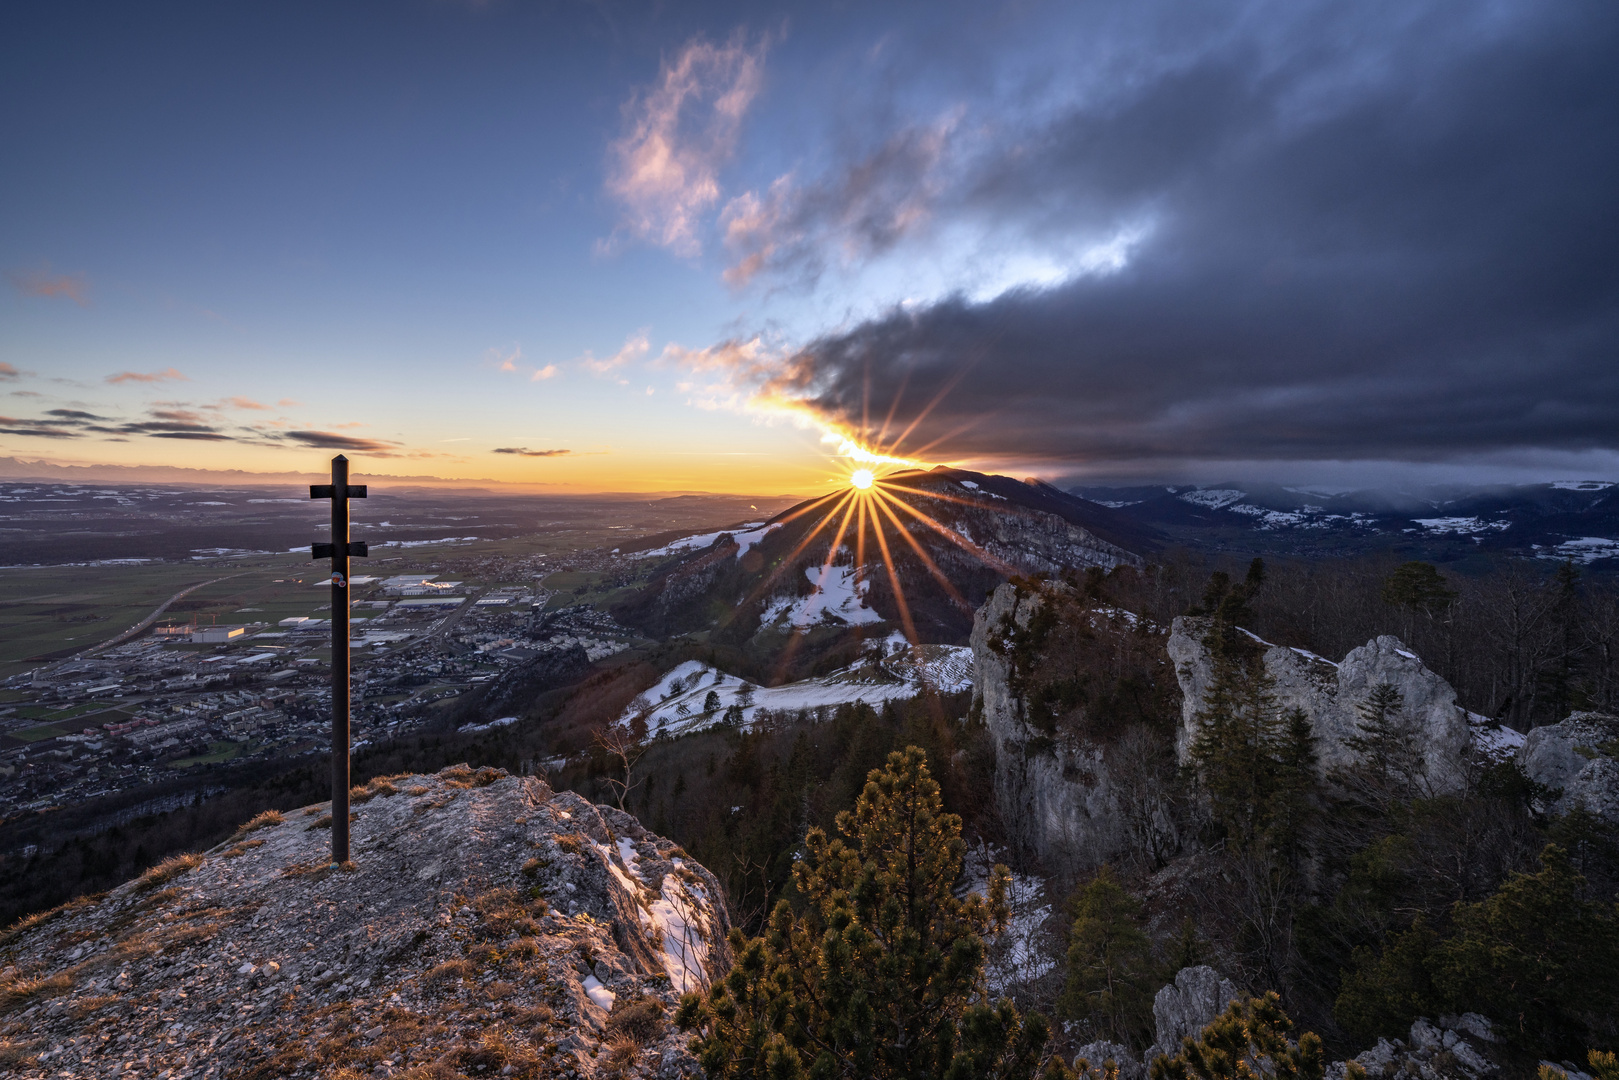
[971,582,1168,874]
[0,765,729,1079]
[1168,618,1474,791]
[1518,711,1619,821]
[1144,965,1243,1063]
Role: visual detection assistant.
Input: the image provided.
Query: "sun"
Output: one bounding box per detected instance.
[850,468,874,490]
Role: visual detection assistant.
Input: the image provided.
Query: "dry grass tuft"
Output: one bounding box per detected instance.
[0,972,73,1011]
[136,852,203,890]
[440,763,504,789]
[224,838,266,858]
[598,1037,642,1079]
[424,958,476,984]
[0,1039,40,1067]
[68,994,120,1018]
[605,993,667,1045]
[230,809,284,841]
[308,813,333,830]
[555,833,584,854]
[0,891,106,946]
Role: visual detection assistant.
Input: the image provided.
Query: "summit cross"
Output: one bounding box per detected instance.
[309,454,368,864]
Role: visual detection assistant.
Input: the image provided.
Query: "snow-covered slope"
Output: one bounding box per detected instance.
[619,642,974,737]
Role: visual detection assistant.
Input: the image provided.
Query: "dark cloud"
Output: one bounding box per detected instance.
[117,421,221,435]
[0,426,79,438]
[0,363,23,381]
[284,431,399,452]
[755,0,1619,475]
[45,409,107,421]
[149,431,233,441]
[492,447,571,457]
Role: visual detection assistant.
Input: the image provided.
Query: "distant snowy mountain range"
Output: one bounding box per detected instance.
[1069,480,1619,566]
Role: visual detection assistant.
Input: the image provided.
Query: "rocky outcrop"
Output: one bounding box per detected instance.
[1143,965,1243,1063]
[1330,1014,1504,1080]
[1168,619,1475,792]
[0,765,729,1079]
[1518,711,1619,821]
[971,582,1174,875]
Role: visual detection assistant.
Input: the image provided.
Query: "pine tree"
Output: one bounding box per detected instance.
[1061,866,1159,1048]
[676,747,1053,1080]
[1429,844,1619,1056]
[1340,683,1424,807]
[1189,658,1314,851]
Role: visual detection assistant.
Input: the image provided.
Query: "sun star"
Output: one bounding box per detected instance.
[851,468,874,490]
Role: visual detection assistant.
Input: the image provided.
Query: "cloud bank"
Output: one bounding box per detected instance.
[684,0,1619,481]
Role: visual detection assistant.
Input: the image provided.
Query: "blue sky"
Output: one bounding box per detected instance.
[4,1,1617,491]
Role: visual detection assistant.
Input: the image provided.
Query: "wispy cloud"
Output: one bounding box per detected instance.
[579,330,650,384]
[8,267,89,306]
[0,363,24,381]
[106,367,188,385]
[487,343,523,372]
[226,396,270,410]
[492,447,571,457]
[530,365,558,381]
[604,32,768,257]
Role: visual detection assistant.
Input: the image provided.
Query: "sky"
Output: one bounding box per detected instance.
[2,0,1617,494]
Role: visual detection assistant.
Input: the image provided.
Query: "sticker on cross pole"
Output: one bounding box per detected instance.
[331,573,347,588]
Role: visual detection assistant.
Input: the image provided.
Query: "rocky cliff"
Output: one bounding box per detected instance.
[1167,618,1479,791]
[971,581,1179,876]
[0,765,730,1079]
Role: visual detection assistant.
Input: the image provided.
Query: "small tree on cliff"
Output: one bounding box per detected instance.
[676,746,1053,1080]
[1061,866,1160,1048]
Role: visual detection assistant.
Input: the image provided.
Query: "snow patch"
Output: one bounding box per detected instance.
[582,974,615,1010]
[636,522,778,560]
[1178,488,1247,510]
[1413,517,1510,535]
[1533,536,1619,564]
[1468,712,1525,762]
[458,716,517,733]
[962,844,1056,995]
[760,564,884,629]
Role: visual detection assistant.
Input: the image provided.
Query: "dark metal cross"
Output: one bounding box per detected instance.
[310,454,368,864]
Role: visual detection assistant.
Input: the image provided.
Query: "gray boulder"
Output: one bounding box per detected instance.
[1518,712,1619,821]
[1168,619,1474,792]
[1073,1041,1146,1080]
[1144,965,1243,1063]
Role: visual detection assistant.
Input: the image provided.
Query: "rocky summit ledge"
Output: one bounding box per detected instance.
[0,765,731,1080]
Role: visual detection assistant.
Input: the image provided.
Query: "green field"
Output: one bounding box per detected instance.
[8,723,69,742]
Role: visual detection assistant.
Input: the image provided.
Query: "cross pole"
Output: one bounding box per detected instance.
[310,455,368,864]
